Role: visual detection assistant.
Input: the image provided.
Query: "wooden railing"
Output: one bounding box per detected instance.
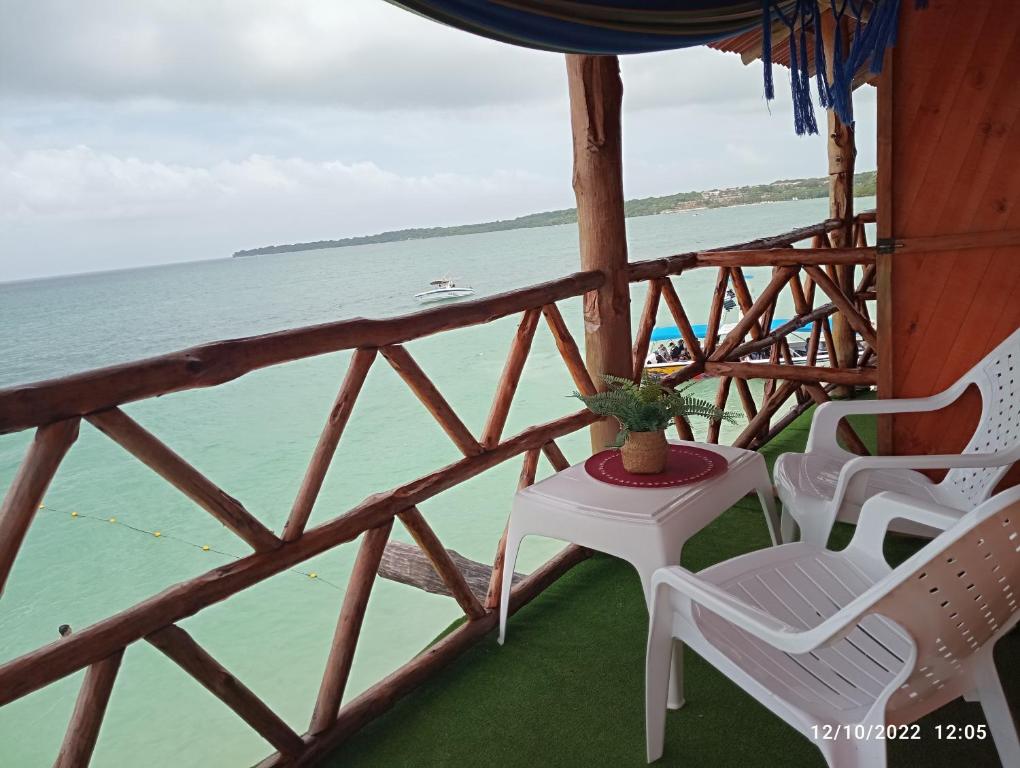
[629,210,877,454]
[0,212,876,767]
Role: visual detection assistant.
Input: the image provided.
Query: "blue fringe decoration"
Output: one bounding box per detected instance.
[762,0,774,101]
[761,0,924,136]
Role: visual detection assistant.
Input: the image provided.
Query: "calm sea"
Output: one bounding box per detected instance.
[0,196,873,766]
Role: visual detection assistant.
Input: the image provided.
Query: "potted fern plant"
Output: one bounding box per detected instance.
[574,374,735,474]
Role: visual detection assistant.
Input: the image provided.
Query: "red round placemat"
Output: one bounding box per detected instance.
[584,444,728,488]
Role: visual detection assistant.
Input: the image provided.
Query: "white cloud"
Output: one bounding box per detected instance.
[0,142,575,279]
[0,0,877,281]
[0,0,776,113]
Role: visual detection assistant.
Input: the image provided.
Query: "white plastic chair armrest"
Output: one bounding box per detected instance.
[805,384,966,453]
[651,565,860,655]
[828,450,1018,522]
[846,492,965,561]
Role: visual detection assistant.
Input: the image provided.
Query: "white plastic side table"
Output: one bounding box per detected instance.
[497,440,778,709]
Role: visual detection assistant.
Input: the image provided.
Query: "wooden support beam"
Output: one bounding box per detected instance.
[631,281,662,380]
[658,278,705,363]
[381,345,483,458]
[486,448,539,609]
[0,271,603,436]
[542,303,597,397]
[0,407,597,709]
[53,649,124,768]
[674,415,695,442]
[147,624,304,757]
[309,520,393,735]
[706,377,732,444]
[703,268,731,357]
[285,348,377,542]
[822,317,841,368]
[396,507,485,619]
[727,267,764,340]
[733,380,802,448]
[734,378,758,422]
[379,541,521,605]
[482,309,541,448]
[753,392,817,449]
[87,408,280,553]
[704,362,877,387]
[256,544,590,768]
[566,54,632,452]
[624,218,854,281]
[789,271,811,316]
[710,267,795,361]
[695,248,873,267]
[729,302,837,359]
[803,265,878,351]
[0,418,79,595]
[541,440,571,472]
[822,6,859,398]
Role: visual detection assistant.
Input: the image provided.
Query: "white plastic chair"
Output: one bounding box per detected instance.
[645,486,1020,767]
[775,327,1020,545]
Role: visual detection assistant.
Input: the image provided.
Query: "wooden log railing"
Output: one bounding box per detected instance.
[632,210,878,452]
[0,211,878,767]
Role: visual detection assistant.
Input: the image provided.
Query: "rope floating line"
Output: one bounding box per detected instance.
[39,502,343,591]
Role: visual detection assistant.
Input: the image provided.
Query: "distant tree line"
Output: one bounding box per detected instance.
[233,170,877,258]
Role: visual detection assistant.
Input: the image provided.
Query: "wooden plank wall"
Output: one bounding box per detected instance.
[881,0,1020,486]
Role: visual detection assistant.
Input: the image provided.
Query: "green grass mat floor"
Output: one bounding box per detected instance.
[323,404,1018,768]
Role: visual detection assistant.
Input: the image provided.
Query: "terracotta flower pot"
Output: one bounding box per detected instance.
[621,430,668,474]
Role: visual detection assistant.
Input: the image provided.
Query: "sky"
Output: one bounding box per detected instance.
[0,0,876,282]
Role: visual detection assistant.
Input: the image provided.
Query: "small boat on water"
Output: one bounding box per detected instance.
[414,278,475,304]
[644,290,837,378]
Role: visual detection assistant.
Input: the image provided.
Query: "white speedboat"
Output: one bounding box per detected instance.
[414,278,475,303]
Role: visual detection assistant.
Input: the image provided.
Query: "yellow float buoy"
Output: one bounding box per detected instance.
[108,517,116,523]
[201,545,210,551]
[70,511,79,518]
[153,531,162,538]
[309,572,318,579]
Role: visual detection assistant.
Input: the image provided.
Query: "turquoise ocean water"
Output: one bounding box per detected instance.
[0,197,873,766]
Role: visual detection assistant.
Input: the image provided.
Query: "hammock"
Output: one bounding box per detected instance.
[388,1,925,134]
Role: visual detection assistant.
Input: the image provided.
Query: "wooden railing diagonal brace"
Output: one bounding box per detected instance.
[482,309,541,449]
[710,266,796,362]
[397,507,485,619]
[486,448,540,610]
[86,408,280,553]
[309,519,394,735]
[631,281,662,380]
[803,265,878,350]
[541,304,596,396]
[53,649,124,768]
[658,277,705,363]
[0,418,79,595]
[147,624,304,757]
[285,348,377,542]
[381,345,483,458]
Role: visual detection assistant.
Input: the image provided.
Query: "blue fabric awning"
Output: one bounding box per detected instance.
[650,318,810,342]
[388,1,921,134]
[390,1,774,55]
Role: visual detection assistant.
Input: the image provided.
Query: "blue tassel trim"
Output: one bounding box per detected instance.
[760,0,924,135]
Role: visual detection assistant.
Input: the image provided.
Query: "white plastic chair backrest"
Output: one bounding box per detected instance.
[939,327,1020,507]
[869,491,1020,714]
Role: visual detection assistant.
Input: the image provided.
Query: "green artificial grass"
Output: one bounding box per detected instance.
[325,403,1018,768]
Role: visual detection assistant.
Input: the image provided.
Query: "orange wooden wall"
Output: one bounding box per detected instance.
[880,0,1020,478]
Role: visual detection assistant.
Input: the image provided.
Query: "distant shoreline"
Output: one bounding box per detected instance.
[232,170,877,258]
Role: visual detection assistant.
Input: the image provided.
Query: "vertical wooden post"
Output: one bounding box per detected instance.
[822,12,859,396]
[0,418,79,595]
[876,53,895,455]
[566,54,632,451]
